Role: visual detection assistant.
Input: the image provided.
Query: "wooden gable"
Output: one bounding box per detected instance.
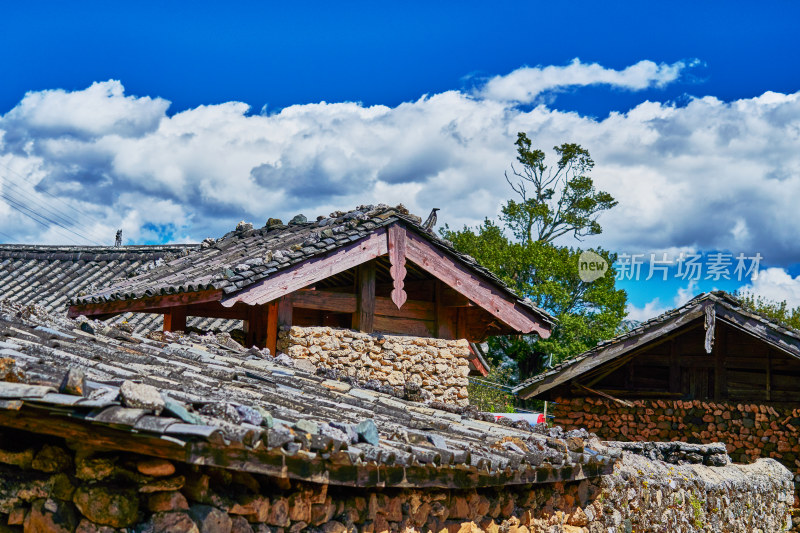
[517,294,800,403]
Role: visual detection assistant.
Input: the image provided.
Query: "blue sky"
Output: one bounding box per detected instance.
[1,1,800,319]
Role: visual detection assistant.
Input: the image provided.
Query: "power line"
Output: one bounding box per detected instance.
[0,160,106,229]
[0,191,102,245]
[0,162,110,244]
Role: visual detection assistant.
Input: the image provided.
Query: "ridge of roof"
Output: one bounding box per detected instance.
[71,204,555,326]
[513,290,800,395]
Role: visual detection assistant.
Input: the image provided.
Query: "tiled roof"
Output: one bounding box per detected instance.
[0,244,235,333]
[0,299,614,487]
[513,291,800,396]
[72,204,554,327]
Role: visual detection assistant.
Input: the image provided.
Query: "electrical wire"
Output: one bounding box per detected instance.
[0,167,108,245]
[0,160,106,230]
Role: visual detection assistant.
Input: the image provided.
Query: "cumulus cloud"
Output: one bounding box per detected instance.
[625,280,700,322]
[477,59,690,103]
[0,61,799,276]
[740,267,800,308]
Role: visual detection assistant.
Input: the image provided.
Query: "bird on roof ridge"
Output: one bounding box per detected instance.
[422,208,440,232]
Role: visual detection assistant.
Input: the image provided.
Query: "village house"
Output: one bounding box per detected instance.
[514,291,800,522]
[0,208,796,531]
[0,299,791,532]
[61,204,558,405]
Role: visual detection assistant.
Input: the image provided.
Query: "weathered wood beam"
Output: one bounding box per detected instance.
[403,231,550,338]
[68,289,223,318]
[713,322,727,400]
[373,316,433,337]
[245,304,268,349]
[163,305,187,332]
[573,382,634,407]
[387,225,407,309]
[266,301,278,356]
[669,340,680,393]
[766,349,772,401]
[435,281,455,339]
[277,296,293,330]
[353,261,376,333]
[183,301,250,320]
[221,230,388,307]
[287,290,436,322]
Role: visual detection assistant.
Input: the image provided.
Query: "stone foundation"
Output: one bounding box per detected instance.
[0,427,792,532]
[553,396,800,523]
[277,326,471,405]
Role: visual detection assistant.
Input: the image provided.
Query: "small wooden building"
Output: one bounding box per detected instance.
[69,205,554,361]
[514,291,800,403]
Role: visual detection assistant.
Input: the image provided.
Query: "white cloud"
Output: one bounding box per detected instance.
[0,61,798,271]
[626,298,669,322]
[740,267,800,308]
[625,279,701,322]
[477,59,689,103]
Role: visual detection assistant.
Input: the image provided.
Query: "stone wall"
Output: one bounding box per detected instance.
[554,396,800,524]
[277,326,472,406]
[0,427,792,533]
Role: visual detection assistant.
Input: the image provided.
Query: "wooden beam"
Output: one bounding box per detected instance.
[266,302,278,356]
[403,231,550,337]
[387,225,407,309]
[68,289,223,318]
[669,339,680,393]
[353,261,376,333]
[221,230,388,307]
[713,322,727,400]
[277,296,293,330]
[435,281,455,339]
[573,382,634,407]
[183,301,250,320]
[288,290,436,322]
[245,304,268,349]
[163,306,187,332]
[766,349,772,401]
[373,316,433,337]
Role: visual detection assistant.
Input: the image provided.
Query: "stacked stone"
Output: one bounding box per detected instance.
[277,326,471,406]
[0,432,792,533]
[554,397,800,513]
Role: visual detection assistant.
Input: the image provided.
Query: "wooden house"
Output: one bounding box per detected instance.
[68,204,554,359]
[514,291,800,403]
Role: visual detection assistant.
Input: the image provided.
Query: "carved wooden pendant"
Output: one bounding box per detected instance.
[388,225,407,309]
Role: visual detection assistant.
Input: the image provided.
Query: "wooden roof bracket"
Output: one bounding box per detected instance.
[387,225,408,309]
[704,303,716,354]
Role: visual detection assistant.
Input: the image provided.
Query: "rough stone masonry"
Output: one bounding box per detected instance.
[277,326,472,406]
[0,427,791,533]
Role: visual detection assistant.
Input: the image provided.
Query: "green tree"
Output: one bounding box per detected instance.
[735,290,800,330]
[442,133,627,379]
[467,365,517,413]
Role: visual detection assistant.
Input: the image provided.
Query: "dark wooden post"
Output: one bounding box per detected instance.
[352,261,376,333]
[266,301,279,356]
[766,349,772,402]
[163,306,187,332]
[434,280,455,339]
[713,323,727,400]
[455,308,467,340]
[669,339,680,393]
[245,304,268,349]
[277,296,293,331]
